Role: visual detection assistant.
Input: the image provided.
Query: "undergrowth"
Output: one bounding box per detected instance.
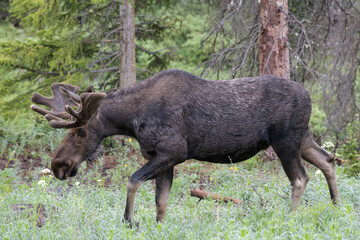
[1,159,359,239]
[0,118,360,239]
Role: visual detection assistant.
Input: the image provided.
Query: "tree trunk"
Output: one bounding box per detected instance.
[119,0,136,89]
[259,0,289,160]
[259,0,289,80]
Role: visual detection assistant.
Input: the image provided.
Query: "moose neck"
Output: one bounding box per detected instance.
[96,79,160,140]
[96,95,138,139]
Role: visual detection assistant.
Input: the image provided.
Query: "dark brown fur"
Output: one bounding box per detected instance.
[46,70,339,223]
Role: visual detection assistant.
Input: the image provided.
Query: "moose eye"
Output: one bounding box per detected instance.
[77,128,86,138]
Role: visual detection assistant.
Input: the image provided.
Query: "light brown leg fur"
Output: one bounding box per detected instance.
[155,168,174,222]
[300,130,340,204]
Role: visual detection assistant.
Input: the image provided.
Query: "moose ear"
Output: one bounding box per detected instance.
[66,92,106,122]
[80,92,107,116]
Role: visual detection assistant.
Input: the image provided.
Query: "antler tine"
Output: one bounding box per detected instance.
[31,83,80,119]
[48,92,107,128]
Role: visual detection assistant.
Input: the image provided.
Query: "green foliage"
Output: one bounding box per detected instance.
[309,104,327,141]
[1,4,359,239]
[0,2,94,118]
[338,128,360,177]
[0,0,216,117]
[0,1,102,117]
[7,0,100,77]
[136,2,214,76]
[10,0,98,30]
[0,116,66,159]
[0,1,9,19]
[288,1,315,20]
[0,154,360,239]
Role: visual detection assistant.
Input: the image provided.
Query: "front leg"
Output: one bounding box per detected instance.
[155,167,174,222]
[123,156,178,224]
[124,179,142,225]
[124,133,187,224]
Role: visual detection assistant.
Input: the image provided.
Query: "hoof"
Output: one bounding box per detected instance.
[123,219,139,229]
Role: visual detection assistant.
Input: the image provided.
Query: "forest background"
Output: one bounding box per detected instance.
[0,0,359,239]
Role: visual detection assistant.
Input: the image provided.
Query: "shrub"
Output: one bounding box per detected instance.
[338,127,360,177]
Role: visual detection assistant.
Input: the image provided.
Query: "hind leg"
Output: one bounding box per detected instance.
[272,139,310,210]
[300,129,339,205]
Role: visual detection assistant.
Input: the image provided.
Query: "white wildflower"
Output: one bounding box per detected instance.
[75,182,80,186]
[315,170,322,176]
[97,179,102,182]
[40,168,51,174]
[38,180,47,187]
[321,142,334,149]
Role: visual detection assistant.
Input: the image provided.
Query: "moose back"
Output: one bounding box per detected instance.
[31,69,339,223]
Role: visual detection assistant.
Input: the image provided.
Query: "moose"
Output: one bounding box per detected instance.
[31,69,339,223]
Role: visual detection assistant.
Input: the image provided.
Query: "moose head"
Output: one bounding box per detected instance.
[31,84,106,180]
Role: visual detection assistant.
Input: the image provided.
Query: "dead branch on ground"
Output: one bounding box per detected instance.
[189,189,241,204]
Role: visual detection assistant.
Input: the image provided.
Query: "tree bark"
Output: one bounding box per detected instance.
[259,0,289,80]
[259,0,289,160]
[119,0,136,89]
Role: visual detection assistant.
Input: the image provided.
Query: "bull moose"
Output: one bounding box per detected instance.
[31,69,339,223]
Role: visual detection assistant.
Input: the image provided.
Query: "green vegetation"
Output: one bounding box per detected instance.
[136,4,212,74]
[1,118,360,239]
[0,0,217,117]
[1,1,360,239]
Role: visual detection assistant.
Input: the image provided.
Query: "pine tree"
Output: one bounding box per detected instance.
[0,0,174,117]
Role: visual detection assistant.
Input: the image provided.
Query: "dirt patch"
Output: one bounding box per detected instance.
[101,155,119,172]
[1,149,50,170]
[11,203,47,227]
[0,157,15,170]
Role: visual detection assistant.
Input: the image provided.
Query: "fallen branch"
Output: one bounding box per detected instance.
[251,185,268,208]
[189,189,241,204]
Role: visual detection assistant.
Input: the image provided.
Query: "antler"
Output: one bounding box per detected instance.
[31,83,80,119]
[45,92,106,128]
[31,84,106,128]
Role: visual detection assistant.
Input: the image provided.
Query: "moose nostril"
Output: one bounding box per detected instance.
[69,167,78,177]
[55,170,67,181]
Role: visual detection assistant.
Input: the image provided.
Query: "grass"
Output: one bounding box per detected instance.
[1,130,360,240]
[0,18,359,240]
[0,86,359,239]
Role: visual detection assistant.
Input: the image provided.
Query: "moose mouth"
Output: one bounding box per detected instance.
[54,164,79,181]
[53,145,103,181]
